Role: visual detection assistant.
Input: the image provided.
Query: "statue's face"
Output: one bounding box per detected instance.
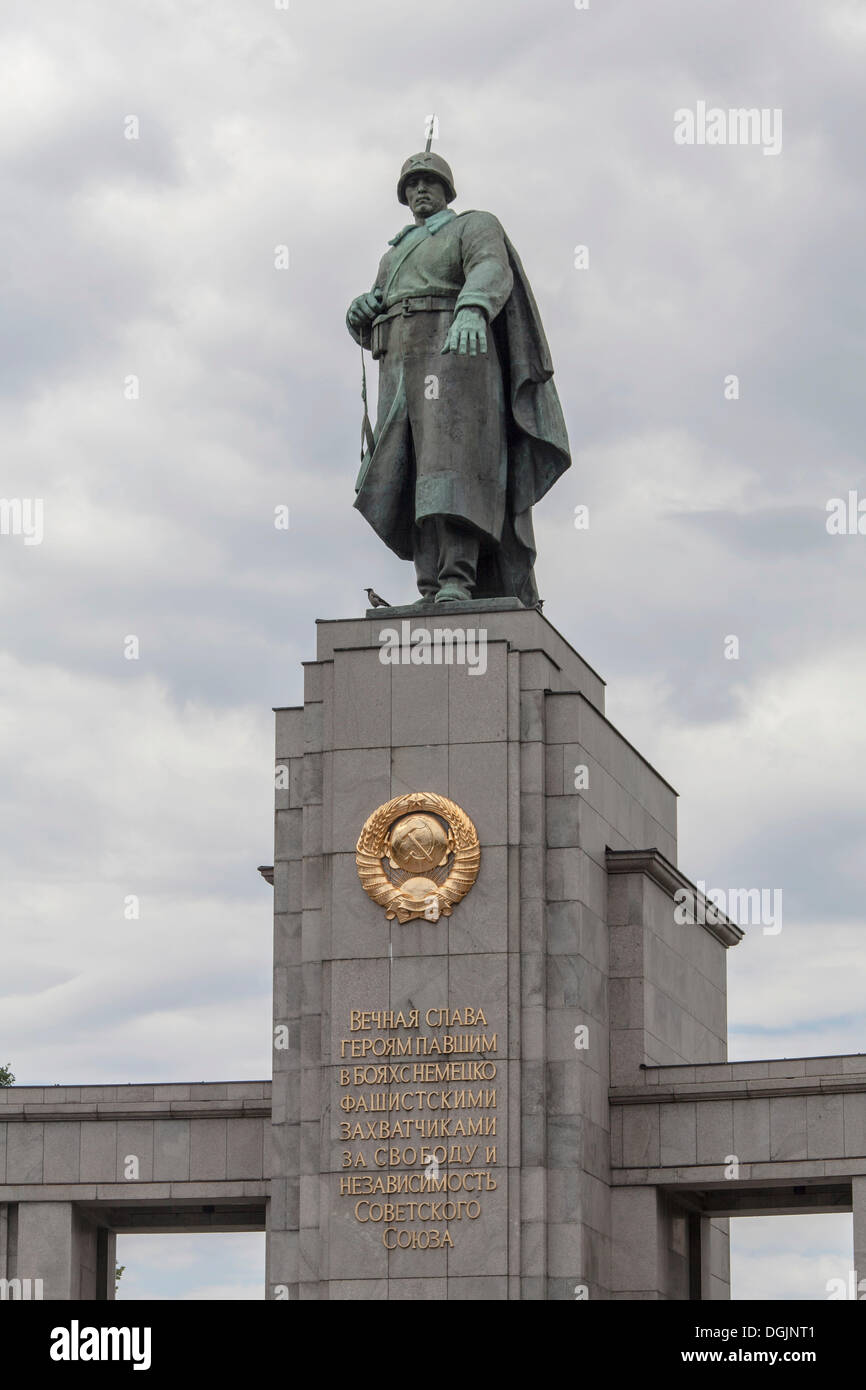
[405,173,449,221]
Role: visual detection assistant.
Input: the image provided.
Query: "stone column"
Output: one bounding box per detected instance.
[853,1176,866,1289]
[268,703,305,1299]
[610,1187,665,1298]
[10,1202,107,1300]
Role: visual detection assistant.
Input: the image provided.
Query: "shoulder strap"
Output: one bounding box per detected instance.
[382,227,428,302]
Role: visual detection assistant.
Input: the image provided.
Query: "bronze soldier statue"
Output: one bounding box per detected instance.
[347,150,571,607]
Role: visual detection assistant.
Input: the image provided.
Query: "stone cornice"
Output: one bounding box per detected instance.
[605,847,745,947]
[610,1076,866,1104]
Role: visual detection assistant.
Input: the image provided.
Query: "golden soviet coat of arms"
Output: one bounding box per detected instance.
[355,793,480,923]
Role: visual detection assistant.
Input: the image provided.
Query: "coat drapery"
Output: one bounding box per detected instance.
[348,208,571,606]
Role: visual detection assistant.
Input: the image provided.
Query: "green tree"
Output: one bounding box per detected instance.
[0,1064,14,1087]
[115,1264,125,1293]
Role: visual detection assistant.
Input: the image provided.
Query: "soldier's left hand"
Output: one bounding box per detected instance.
[441,308,488,356]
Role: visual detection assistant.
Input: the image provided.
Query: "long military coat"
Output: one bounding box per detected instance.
[348,207,571,605]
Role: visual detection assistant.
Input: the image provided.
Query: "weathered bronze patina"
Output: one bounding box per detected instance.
[347,151,571,607]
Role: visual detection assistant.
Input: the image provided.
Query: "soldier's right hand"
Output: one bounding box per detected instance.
[347,290,383,329]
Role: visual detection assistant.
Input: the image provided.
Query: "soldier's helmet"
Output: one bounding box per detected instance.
[397,152,457,206]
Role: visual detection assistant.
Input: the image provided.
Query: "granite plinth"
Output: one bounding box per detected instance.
[366,597,530,618]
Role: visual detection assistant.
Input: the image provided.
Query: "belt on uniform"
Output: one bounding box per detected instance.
[375,294,459,323]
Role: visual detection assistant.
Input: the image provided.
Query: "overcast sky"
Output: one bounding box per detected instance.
[2,0,864,1300]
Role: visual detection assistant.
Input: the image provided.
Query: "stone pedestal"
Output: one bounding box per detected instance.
[267,606,733,1299]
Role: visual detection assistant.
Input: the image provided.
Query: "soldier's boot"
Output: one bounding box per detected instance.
[434,519,479,602]
[412,518,440,602]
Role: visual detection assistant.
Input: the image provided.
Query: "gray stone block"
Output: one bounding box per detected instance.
[43,1124,80,1184]
[546,795,580,849]
[447,844,508,955]
[387,1229,447,1281]
[732,1097,770,1162]
[449,643,508,742]
[330,747,391,853]
[548,1221,587,1280]
[447,1178,508,1276]
[303,662,325,704]
[448,1275,508,1299]
[303,751,323,805]
[547,899,580,955]
[853,1176,866,1277]
[520,950,544,1011]
[275,708,304,760]
[301,962,322,1016]
[389,913,448,959]
[390,744,449,796]
[548,1112,582,1170]
[520,1274,546,1299]
[328,957,390,1060]
[302,854,323,910]
[15,1201,74,1298]
[301,908,322,963]
[520,845,544,901]
[285,860,302,912]
[389,953,449,1041]
[520,743,544,801]
[448,740,508,845]
[388,1277,448,1300]
[609,976,644,1032]
[328,852,388,960]
[447,954,507,1056]
[333,648,391,749]
[806,1094,844,1160]
[519,689,545,742]
[188,1119,227,1181]
[115,1121,155,1183]
[153,1120,191,1181]
[843,1094,866,1157]
[520,1166,545,1223]
[325,1181,387,1280]
[275,809,302,859]
[621,1107,660,1168]
[6,1124,44,1183]
[392,661,448,747]
[302,804,323,858]
[316,619,375,658]
[520,791,543,846]
[304,702,323,753]
[546,693,582,745]
[545,847,585,902]
[547,1168,582,1224]
[610,1028,647,1086]
[769,1096,808,1161]
[330,1278,388,1299]
[79,1122,117,1182]
[660,1103,696,1167]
